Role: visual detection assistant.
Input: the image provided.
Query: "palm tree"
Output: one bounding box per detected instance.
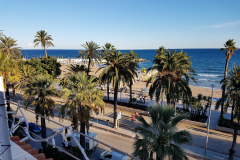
[59,72,104,160]
[125,50,139,102]
[15,64,37,92]
[78,41,101,76]
[23,74,58,149]
[220,39,238,118]
[0,36,22,58]
[98,51,136,128]
[133,105,192,160]
[147,47,195,104]
[67,64,88,73]
[216,63,240,160]
[33,30,54,59]
[101,43,116,101]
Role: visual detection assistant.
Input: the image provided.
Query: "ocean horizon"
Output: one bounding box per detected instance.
[21,49,240,90]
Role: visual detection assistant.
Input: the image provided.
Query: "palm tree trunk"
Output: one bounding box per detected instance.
[41,110,47,149]
[231,100,235,128]
[80,120,86,160]
[44,46,48,59]
[130,82,133,103]
[6,84,12,128]
[12,84,15,100]
[221,58,229,118]
[228,116,239,160]
[167,93,170,104]
[107,80,109,101]
[87,58,91,76]
[114,81,119,128]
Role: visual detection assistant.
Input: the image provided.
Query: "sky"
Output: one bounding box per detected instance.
[1,0,240,49]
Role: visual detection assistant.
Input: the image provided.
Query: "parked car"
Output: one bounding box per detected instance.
[28,122,41,134]
[14,116,41,134]
[99,150,128,160]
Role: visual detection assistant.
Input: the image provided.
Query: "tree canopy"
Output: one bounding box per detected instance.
[19,56,61,78]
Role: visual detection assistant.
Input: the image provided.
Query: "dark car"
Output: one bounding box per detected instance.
[14,116,41,134]
[28,123,41,134]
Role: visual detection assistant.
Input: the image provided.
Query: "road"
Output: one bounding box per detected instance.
[11,103,135,160]
[10,102,240,160]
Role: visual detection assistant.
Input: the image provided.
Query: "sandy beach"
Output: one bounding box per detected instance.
[60,65,222,98]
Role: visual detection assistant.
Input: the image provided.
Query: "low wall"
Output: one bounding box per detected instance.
[215,126,240,135]
[180,119,207,128]
[105,103,149,116]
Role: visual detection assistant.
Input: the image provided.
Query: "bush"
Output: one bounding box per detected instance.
[40,145,92,160]
[19,56,61,78]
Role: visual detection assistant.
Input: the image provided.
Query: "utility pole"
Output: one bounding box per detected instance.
[205,84,214,154]
[0,76,12,160]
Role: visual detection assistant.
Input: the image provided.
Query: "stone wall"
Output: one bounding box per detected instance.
[180,119,207,128]
[215,126,240,135]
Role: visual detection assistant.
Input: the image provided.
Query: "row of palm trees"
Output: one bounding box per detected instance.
[1,29,239,159]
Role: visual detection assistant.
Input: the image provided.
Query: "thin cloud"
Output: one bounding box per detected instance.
[28,43,34,47]
[209,20,240,28]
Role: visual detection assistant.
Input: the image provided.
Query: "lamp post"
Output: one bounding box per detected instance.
[205,84,214,154]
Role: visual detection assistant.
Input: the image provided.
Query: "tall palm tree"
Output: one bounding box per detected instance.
[125,50,139,102]
[101,43,116,101]
[59,72,104,160]
[216,63,240,160]
[98,51,136,128]
[23,74,58,149]
[78,41,101,76]
[220,39,238,118]
[15,64,37,92]
[33,30,54,59]
[133,105,192,160]
[147,47,195,104]
[0,36,22,58]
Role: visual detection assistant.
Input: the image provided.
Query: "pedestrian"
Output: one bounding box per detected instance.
[132,115,134,122]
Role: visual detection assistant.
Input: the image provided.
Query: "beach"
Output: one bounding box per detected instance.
[60,65,222,98]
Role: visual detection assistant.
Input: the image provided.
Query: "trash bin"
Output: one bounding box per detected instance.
[106,120,109,125]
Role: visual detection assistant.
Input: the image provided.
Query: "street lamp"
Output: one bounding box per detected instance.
[205,84,214,154]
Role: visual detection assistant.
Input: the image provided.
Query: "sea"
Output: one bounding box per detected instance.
[21,49,240,90]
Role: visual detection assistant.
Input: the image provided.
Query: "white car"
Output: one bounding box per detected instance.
[99,150,128,160]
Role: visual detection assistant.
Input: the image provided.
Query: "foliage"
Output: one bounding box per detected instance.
[100,43,116,101]
[78,41,101,75]
[40,145,92,160]
[67,64,88,73]
[33,30,54,58]
[23,74,58,148]
[98,50,137,127]
[220,39,238,118]
[15,64,37,92]
[59,72,104,131]
[12,128,26,139]
[23,74,58,122]
[221,39,238,60]
[0,53,21,88]
[182,94,211,121]
[19,56,61,78]
[147,46,195,104]
[133,105,192,160]
[0,35,22,58]
[216,63,240,126]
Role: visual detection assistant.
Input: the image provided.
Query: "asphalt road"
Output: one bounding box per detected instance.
[11,104,135,160]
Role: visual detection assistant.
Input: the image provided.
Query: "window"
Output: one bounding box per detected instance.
[104,155,112,159]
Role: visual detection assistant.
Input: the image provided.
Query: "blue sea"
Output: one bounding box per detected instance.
[21,49,240,90]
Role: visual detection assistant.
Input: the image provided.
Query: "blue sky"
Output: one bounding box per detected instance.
[1,0,240,49]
